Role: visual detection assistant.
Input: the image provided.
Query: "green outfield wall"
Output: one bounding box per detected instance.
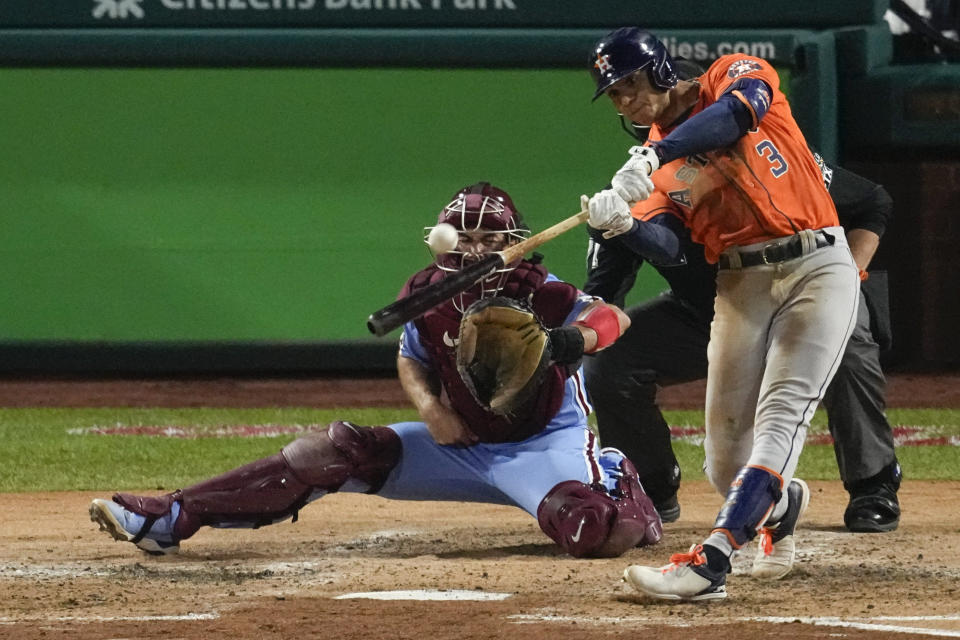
[0,10,881,370]
[0,67,672,344]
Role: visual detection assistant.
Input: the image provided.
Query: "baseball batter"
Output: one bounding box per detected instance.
[583,27,861,600]
[88,182,662,559]
[582,55,902,533]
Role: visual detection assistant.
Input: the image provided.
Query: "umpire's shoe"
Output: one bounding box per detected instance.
[89,497,180,556]
[844,461,901,533]
[655,494,681,524]
[623,544,727,601]
[752,478,810,580]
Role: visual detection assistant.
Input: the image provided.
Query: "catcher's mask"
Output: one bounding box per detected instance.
[424,182,531,313]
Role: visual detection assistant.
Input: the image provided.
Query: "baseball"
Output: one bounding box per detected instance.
[427,223,459,255]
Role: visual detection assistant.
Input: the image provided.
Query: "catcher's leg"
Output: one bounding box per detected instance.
[537,453,662,558]
[584,294,707,522]
[89,421,401,554]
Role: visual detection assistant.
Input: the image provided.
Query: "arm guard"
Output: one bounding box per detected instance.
[573,303,622,353]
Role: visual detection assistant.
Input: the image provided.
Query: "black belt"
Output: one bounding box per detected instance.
[718,231,835,270]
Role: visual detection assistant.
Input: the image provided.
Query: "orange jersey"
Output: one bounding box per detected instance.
[635,54,838,263]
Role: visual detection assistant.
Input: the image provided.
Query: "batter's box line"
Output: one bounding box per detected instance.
[509,612,960,637]
[753,615,960,638]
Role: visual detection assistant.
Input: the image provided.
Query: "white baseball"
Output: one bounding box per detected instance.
[427,223,459,255]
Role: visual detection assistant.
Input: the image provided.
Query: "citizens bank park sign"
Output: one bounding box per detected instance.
[0,0,641,27]
[0,0,861,29]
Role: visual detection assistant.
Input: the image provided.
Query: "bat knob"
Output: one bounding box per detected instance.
[366,314,389,337]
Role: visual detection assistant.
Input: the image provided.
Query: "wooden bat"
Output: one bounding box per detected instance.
[366,209,590,336]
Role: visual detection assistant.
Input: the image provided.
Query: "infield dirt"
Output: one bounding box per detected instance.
[0,373,958,639]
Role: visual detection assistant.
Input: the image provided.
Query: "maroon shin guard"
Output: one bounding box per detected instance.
[118,421,402,541]
[537,459,662,558]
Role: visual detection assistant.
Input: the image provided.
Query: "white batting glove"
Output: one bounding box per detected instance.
[581,191,635,239]
[611,145,660,203]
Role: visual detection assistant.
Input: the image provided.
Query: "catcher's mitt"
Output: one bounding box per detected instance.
[456,297,551,416]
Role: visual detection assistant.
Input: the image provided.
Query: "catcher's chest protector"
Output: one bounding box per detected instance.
[406,261,569,443]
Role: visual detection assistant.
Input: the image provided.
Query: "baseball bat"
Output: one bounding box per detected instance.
[366,209,590,336]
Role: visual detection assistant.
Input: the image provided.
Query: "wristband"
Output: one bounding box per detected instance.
[547,326,586,364]
[572,304,621,353]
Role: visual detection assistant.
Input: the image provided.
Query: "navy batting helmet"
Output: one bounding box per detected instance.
[589,27,678,101]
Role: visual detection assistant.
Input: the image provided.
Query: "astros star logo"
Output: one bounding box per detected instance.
[594,54,613,73]
[726,59,763,79]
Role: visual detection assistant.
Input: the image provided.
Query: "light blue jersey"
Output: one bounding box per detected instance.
[363,279,628,518]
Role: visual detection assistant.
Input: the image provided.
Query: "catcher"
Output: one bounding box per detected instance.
[88,181,662,559]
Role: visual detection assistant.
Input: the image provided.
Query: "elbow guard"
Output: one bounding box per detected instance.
[573,304,622,353]
[726,77,772,128]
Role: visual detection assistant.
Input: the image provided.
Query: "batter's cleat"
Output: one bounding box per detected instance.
[655,494,681,524]
[623,544,727,601]
[752,478,810,580]
[89,498,180,556]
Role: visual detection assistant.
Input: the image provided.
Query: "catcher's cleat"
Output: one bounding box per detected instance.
[623,544,727,601]
[89,498,180,556]
[752,478,810,580]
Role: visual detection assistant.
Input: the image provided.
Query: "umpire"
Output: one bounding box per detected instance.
[583,59,902,533]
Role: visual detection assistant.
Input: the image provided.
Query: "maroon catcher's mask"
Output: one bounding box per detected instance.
[423,182,530,312]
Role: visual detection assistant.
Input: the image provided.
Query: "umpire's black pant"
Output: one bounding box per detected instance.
[583,289,897,503]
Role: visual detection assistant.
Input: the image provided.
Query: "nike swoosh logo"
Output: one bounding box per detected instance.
[570,517,587,543]
[443,331,459,348]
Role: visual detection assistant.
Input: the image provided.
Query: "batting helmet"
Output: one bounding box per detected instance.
[589,27,678,101]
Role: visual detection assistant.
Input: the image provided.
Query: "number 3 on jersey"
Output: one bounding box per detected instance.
[755,139,788,178]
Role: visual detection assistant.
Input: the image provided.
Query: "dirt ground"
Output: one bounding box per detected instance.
[0,373,958,639]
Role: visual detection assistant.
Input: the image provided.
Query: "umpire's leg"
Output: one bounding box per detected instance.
[583,292,710,521]
[821,290,901,531]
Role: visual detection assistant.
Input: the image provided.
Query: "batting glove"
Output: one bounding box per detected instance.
[581,191,635,240]
[611,145,659,203]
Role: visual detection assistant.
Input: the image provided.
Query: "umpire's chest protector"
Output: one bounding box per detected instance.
[406,261,573,443]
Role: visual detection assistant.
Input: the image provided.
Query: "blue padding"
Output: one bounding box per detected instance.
[712,466,783,547]
[724,77,773,123]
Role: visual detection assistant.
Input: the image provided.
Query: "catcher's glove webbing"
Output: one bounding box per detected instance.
[456,297,551,416]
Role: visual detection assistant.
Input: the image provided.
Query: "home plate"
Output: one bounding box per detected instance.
[335,590,512,601]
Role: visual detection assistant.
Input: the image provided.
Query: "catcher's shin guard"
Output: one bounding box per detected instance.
[125,421,401,538]
[711,465,783,549]
[537,459,662,558]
